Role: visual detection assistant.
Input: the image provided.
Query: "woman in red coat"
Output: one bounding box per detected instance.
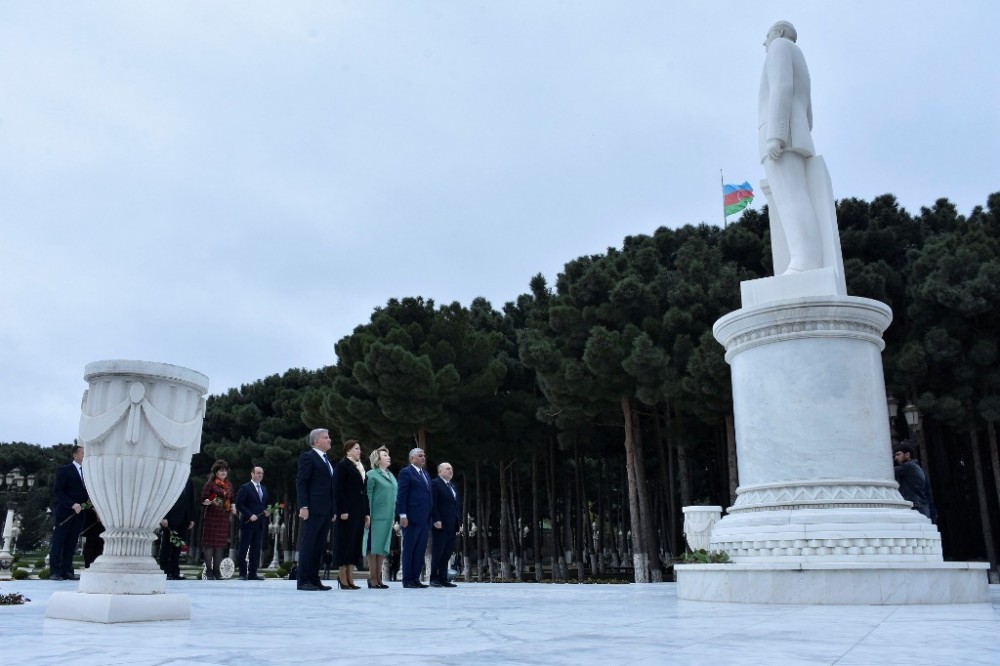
[200,459,236,580]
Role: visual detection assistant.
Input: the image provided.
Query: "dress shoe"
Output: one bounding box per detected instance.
[402,580,423,588]
[317,582,332,590]
[429,580,445,588]
[297,583,321,591]
[377,582,390,589]
[442,581,457,588]
[50,575,66,581]
[417,581,429,588]
[238,576,248,581]
[69,574,80,580]
[247,576,263,580]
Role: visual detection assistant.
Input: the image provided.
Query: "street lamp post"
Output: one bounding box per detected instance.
[887,395,900,444]
[903,403,930,484]
[0,509,15,579]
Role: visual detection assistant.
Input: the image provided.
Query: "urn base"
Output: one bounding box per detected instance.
[45,591,190,623]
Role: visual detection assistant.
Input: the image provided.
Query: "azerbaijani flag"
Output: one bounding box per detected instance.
[723,181,754,216]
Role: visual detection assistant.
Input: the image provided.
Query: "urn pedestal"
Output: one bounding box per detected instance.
[46,360,208,623]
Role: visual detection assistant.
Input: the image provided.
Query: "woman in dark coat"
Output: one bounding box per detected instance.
[333,440,370,589]
[200,459,236,580]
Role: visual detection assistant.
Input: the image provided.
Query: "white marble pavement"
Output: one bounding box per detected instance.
[3,579,999,665]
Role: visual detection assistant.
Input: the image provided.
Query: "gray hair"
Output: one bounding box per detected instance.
[769,21,797,42]
[408,448,424,461]
[308,428,328,446]
[437,462,452,473]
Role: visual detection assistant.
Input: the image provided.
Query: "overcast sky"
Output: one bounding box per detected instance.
[2,1,998,447]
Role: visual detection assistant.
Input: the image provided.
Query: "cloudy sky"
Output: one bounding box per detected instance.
[2,1,997,446]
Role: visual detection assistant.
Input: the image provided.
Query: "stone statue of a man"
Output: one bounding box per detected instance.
[759,21,840,279]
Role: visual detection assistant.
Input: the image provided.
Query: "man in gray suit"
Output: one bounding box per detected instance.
[758,20,821,274]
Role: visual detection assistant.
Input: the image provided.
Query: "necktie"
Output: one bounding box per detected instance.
[448,482,456,499]
[323,454,334,475]
[255,484,262,501]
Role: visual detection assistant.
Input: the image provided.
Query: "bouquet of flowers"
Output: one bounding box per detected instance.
[208,494,231,512]
[168,529,187,548]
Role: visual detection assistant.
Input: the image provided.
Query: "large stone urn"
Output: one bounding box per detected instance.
[682,505,722,551]
[46,360,208,623]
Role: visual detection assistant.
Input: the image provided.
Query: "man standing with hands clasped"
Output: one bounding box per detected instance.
[430,462,459,588]
[295,429,336,591]
[236,466,270,581]
[396,448,433,588]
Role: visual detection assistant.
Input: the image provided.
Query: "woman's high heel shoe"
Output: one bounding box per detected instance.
[366,579,374,589]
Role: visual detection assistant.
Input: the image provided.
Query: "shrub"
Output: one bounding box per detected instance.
[37,567,51,580]
[11,569,28,580]
[681,549,731,564]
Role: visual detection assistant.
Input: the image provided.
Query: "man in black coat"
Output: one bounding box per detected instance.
[160,478,194,579]
[430,461,460,588]
[893,442,931,518]
[49,444,89,581]
[295,429,336,591]
[236,466,270,580]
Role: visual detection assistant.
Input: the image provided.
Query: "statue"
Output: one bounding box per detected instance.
[758,21,845,291]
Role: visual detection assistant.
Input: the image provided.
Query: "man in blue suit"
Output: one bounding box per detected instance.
[236,466,270,580]
[295,429,336,591]
[396,447,433,588]
[430,461,459,588]
[49,444,89,581]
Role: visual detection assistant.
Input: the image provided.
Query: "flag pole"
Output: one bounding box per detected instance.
[720,169,727,229]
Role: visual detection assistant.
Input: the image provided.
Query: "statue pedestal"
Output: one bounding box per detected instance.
[674,295,990,603]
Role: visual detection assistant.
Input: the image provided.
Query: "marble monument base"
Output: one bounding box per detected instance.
[45,591,190,623]
[675,561,990,604]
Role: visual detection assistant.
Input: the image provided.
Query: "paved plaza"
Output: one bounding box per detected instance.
[2,579,999,665]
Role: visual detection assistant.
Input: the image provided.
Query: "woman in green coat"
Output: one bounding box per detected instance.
[365,445,397,588]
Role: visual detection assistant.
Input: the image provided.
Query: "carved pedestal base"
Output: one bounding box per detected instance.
[676,562,990,604]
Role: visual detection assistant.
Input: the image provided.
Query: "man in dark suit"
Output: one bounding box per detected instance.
[160,478,194,580]
[49,444,89,581]
[295,429,336,591]
[430,461,460,588]
[236,466,270,580]
[396,447,433,588]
